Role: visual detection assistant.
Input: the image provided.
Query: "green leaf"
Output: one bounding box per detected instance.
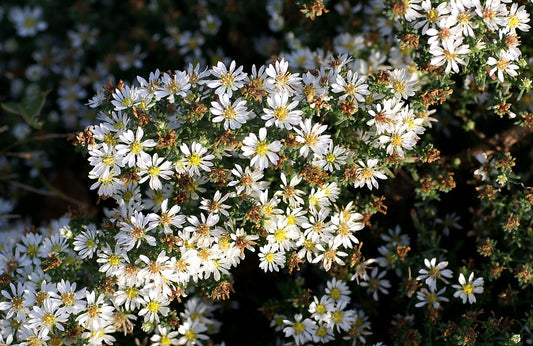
[1,90,50,129]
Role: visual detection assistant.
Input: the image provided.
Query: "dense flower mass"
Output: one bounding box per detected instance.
[1,0,533,344]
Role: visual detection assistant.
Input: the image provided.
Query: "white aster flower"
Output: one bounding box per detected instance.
[452,272,484,304]
[241,127,282,170]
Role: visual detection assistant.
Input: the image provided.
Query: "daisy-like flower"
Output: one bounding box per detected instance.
[183,212,222,248]
[262,92,303,129]
[353,159,387,190]
[313,242,348,272]
[415,287,449,308]
[308,295,334,322]
[0,282,29,322]
[26,298,69,337]
[313,142,348,172]
[177,318,209,346]
[413,0,450,35]
[429,39,470,73]
[210,94,249,130]
[343,309,373,344]
[379,124,417,158]
[9,6,47,37]
[283,314,317,345]
[151,325,180,346]
[331,70,370,102]
[450,1,476,38]
[388,68,418,99]
[88,143,122,180]
[179,142,215,177]
[72,226,100,259]
[475,0,508,32]
[199,190,231,216]
[416,257,453,291]
[76,290,114,329]
[265,59,302,95]
[155,71,191,103]
[89,170,125,197]
[366,98,403,135]
[97,244,128,276]
[111,85,140,111]
[117,210,158,250]
[138,288,170,323]
[294,118,332,157]
[150,199,186,234]
[116,127,157,168]
[486,50,519,83]
[206,60,247,98]
[138,153,174,190]
[56,279,86,315]
[360,267,391,301]
[266,216,300,251]
[274,173,305,207]
[452,272,484,304]
[258,244,286,272]
[503,3,530,34]
[228,164,268,197]
[241,127,282,170]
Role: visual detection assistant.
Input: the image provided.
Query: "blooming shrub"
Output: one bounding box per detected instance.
[1,0,533,345]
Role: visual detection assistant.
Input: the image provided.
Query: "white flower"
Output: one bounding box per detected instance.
[111,85,140,111]
[177,318,209,346]
[9,6,47,37]
[487,50,519,83]
[430,39,470,74]
[116,127,157,168]
[283,314,317,345]
[294,118,332,157]
[360,267,391,301]
[155,71,191,103]
[150,199,186,234]
[452,272,484,304]
[228,164,268,197]
[265,59,302,95]
[73,226,100,259]
[258,244,286,272]
[206,60,247,98]
[241,128,282,170]
[179,142,215,177]
[210,94,249,130]
[415,287,449,308]
[138,153,174,190]
[353,159,387,190]
[416,258,453,291]
[138,288,170,323]
[313,142,348,172]
[389,68,418,99]
[262,92,302,129]
[331,70,370,102]
[503,3,530,33]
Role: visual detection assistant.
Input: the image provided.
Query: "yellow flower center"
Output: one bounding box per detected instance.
[255,142,269,156]
[185,330,197,341]
[325,153,336,163]
[221,72,235,88]
[130,141,143,154]
[222,106,236,119]
[188,153,202,166]
[293,322,305,333]
[148,166,160,177]
[463,283,473,295]
[274,106,289,121]
[61,292,76,306]
[330,288,340,300]
[147,301,159,313]
[316,304,326,314]
[265,253,275,263]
